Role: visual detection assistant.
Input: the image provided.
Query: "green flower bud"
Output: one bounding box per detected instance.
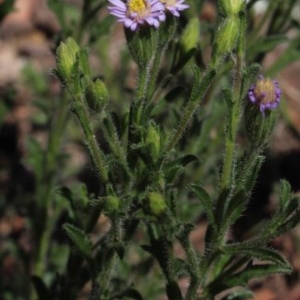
[105,195,120,214]
[213,16,239,60]
[145,124,161,160]
[56,37,80,80]
[147,192,167,216]
[179,17,200,57]
[85,79,110,112]
[220,0,244,16]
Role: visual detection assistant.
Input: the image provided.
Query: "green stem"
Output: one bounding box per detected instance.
[220,15,246,191]
[103,113,130,177]
[73,96,109,183]
[178,235,200,300]
[90,219,122,300]
[147,48,164,101]
[127,65,151,165]
[133,66,149,126]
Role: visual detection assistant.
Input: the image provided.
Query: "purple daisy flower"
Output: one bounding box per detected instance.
[248,75,281,115]
[160,0,189,17]
[108,0,166,31]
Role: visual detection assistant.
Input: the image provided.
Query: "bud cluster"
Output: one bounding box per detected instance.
[55,38,110,113]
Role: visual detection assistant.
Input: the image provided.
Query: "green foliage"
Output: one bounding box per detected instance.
[63,223,93,259]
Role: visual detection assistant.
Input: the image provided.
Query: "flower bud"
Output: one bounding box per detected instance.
[147,192,167,216]
[145,124,161,160]
[179,17,200,57]
[85,79,110,112]
[105,195,120,214]
[56,37,80,80]
[244,102,277,148]
[212,16,239,60]
[220,0,244,16]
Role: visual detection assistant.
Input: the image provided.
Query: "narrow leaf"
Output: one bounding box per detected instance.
[190,184,214,223]
[63,223,92,258]
[224,246,292,269]
[279,179,292,212]
[224,263,292,287]
[224,190,247,226]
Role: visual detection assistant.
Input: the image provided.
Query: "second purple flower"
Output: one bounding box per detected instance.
[248,76,281,115]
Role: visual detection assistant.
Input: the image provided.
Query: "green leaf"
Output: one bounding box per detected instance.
[285,196,300,216]
[224,246,292,269]
[63,223,92,258]
[224,263,292,287]
[215,188,230,229]
[243,155,264,193]
[276,210,300,234]
[278,180,292,212]
[173,258,190,278]
[164,154,198,182]
[223,190,247,227]
[190,184,214,223]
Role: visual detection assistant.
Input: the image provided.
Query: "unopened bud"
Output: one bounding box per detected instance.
[56,38,80,80]
[147,192,167,216]
[221,0,244,15]
[145,124,161,159]
[85,79,110,112]
[213,16,239,59]
[105,195,120,214]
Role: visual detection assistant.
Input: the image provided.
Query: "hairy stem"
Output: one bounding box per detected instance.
[73,96,109,183]
[220,14,246,191]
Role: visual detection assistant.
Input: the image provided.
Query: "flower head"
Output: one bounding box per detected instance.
[160,0,189,17]
[248,76,281,115]
[108,0,166,31]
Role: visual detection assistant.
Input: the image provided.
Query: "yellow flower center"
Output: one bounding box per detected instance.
[254,78,276,104]
[128,0,147,13]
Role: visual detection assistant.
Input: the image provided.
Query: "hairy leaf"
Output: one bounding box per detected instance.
[63,223,92,258]
[190,184,214,223]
